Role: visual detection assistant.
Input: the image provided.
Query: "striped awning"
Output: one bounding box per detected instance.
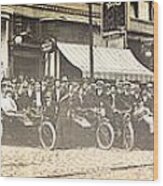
[58,43,153,82]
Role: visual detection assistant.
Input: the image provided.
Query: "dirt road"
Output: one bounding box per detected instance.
[1,146,154,180]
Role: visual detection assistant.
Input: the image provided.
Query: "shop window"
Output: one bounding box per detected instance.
[130,2,139,18]
[14,15,23,35]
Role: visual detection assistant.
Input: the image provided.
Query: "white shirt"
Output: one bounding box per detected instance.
[1,97,17,113]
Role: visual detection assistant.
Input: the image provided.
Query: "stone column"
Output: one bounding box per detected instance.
[50,52,55,77]
[56,50,60,80]
[44,53,49,76]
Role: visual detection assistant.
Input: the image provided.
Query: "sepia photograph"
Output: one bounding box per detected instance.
[0,1,157,180]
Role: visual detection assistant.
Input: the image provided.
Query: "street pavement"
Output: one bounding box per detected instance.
[1,146,154,180]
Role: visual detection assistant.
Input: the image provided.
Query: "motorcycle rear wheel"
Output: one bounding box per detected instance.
[123,122,134,151]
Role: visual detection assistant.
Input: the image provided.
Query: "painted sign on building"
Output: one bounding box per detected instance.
[102,2,125,32]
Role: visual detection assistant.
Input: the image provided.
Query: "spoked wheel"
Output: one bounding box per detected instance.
[0,121,3,139]
[39,121,56,150]
[96,122,114,150]
[123,122,134,151]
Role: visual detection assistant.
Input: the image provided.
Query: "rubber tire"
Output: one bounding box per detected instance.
[0,122,3,140]
[39,121,56,150]
[123,122,134,151]
[96,122,114,150]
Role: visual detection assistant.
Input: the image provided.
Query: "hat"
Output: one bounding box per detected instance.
[23,81,28,88]
[91,82,96,87]
[61,76,68,82]
[82,78,89,83]
[147,83,153,88]
[96,80,104,87]
[42,80,47,85]
[47,80,54,87]
[90,83,96,91]
[5,89,13,95]
[1,81,8,86]
[131,84,140,91]
[123,81,131,86]
[44,91,52,98]
[105,83,111,89]
[2,80,13,88]
[69,82,80,92]
[12,78,17,84]
[142,89,148,96]
[115,80,123,87]
[29,78,35,84]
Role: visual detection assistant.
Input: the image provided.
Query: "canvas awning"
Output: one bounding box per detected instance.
[58,43,153,82]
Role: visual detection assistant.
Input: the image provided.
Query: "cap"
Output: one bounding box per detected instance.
[123,81,131,86]
[44,91,53,98]
[5,89,13,95]
[131,84,140,91]
[105,83,111,89]
[147,83,153,88]
[82,78,89,83]
[1,81,8,86]
[4,81,13,88]
[61,76,68,82]
[115,80,123,87]
[96,80,104,87]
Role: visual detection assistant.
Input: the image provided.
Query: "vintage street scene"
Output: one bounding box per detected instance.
[1,1,155,180]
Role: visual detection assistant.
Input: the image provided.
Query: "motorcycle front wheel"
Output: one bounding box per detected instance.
[96,122,114,150]
[39,121,56,150]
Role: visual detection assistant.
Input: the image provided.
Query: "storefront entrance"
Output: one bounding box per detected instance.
[12,45,43,78]
[14,56,40,78]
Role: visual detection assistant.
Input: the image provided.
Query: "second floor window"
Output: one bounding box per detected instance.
[13,15,40,43]
[149,2,154,21]
[130,2,139,18]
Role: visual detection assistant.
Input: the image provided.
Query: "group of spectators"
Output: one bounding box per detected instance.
[1,75,154,130]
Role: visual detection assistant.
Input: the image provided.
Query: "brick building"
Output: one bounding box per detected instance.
[1,2,154,79]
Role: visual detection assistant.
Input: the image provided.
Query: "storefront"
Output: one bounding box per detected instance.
[1,13,10,78]
[8,14,44,78]
[56,42,153,82]
[128,36,154,71]
[12,43,43,78]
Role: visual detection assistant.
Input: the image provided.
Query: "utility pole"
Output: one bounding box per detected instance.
[88,3,94,80]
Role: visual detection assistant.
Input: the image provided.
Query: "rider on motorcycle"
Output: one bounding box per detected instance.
[2,87,35,127]
[43,91,56,122]
[1,90,18,117]
[133,99,153,134]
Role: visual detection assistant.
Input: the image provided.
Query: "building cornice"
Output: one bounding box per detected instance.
[1,4,101,25]
[24,4,101,18]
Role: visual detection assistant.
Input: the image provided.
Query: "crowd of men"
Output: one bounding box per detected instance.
[1,75,154,130]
